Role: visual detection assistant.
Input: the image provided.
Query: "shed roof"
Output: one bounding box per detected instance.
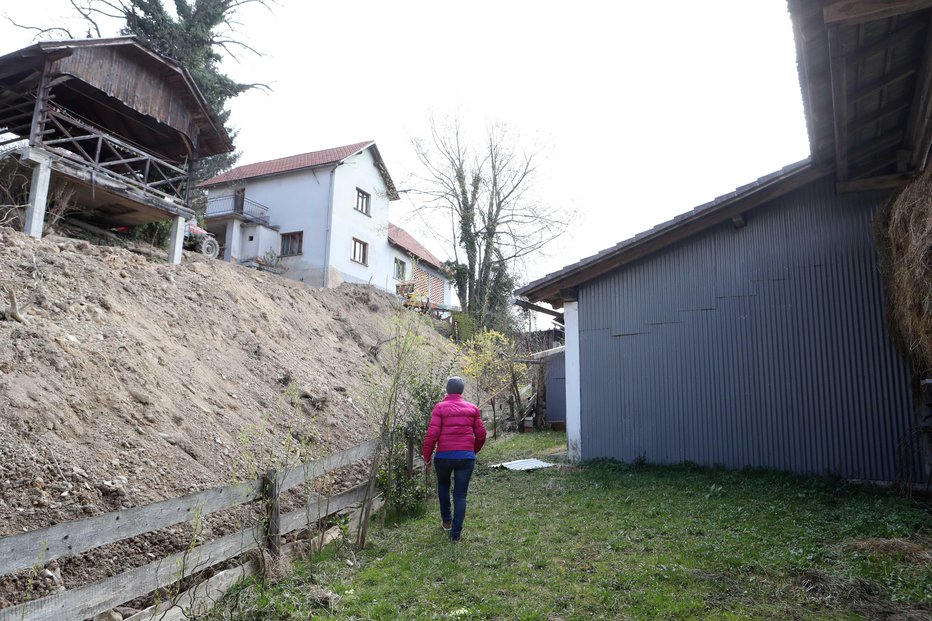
[0,36,232,157]
[388,223,443,271]
[201,141,400,199]
[517,160,829,306]
[789,0,932,192]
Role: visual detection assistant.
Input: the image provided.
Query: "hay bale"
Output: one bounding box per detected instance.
[874,165,932,374]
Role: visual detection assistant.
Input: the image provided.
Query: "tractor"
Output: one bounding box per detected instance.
[184,218,220,259]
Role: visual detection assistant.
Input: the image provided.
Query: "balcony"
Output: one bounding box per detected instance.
[205,194,270,224]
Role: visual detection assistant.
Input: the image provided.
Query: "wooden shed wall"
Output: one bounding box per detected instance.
[52,46,198,143]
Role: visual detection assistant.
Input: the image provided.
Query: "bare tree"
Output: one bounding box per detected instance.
[412,116,570,331]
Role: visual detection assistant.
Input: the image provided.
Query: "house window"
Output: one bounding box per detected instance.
[394,258,406,280]
[352,238,368,265]
[281,231,303,256]
[355,188,370,215]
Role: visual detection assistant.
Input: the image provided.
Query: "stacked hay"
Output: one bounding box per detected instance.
[875,165,932,376]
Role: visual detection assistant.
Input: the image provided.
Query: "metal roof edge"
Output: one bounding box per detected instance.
[517,158,826,303]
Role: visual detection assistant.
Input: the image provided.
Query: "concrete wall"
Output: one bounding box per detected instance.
[574,176,916,481]
[240,223,280,262]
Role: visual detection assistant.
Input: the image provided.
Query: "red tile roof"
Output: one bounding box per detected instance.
[388,223,444,272]
[201,141,374,187]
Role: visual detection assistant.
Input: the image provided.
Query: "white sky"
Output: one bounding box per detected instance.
[0,1,810,285]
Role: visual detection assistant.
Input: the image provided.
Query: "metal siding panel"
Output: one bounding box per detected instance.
[576,176,915,480]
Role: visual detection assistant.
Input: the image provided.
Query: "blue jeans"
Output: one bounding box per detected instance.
[434,458,475,540]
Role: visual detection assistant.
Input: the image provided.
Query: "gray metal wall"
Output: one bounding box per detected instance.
[545,352,566,423]
[577,176,916,481]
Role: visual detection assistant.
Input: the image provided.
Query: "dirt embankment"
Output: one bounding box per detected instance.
[0,226,450,607]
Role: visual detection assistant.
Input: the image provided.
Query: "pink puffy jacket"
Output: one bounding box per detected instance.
[422,394,487,462]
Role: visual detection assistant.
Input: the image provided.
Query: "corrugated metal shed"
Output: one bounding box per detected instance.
[577,176,915,481]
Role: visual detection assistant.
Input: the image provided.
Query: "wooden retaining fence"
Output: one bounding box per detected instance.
[0,438,379,621]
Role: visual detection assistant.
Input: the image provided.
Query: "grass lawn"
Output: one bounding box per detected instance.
[207,432,932,620]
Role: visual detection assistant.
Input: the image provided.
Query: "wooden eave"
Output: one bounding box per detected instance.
[790,0,932,191]
[0,37,232,157]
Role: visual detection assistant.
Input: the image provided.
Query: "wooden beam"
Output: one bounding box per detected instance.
[850,65,918,103]
[824,0,932,26]
[848,98,911,132]
[828,25,851,180]
[905,12,932,169]
[846,18,927,66]
[848,130,905,163]
[512,298,564,322]
[836,171,914,191]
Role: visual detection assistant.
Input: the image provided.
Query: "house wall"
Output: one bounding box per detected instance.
[328,149,392,287]
[208,167,333,285]
[386,247,451,306]
[576,176,916,481]
[239,223,280,262]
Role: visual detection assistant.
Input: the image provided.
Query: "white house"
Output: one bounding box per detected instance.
[201,141,451,304]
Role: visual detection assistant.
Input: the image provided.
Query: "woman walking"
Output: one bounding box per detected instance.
[422,377,487,542]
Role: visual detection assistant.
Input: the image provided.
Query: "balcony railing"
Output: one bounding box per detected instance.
[205,194,270,224]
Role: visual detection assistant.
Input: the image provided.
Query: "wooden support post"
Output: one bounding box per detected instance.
[827,25,850,182]
[263,469,281,558]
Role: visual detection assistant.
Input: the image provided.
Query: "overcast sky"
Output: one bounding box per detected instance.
[0,1,810,285]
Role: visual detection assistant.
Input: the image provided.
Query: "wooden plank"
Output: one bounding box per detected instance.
[278,483,371,535]
[905,13,932,169]
[847,18,927,66]
[836,171,914,191]
[0,478,263,577]
[850,65,918,103]
[828,25,851,180]
[824,0,932,26]
[278,439,377,493]
[123,561,260,621]
[848,130,905,163]
[848,98,911,132]
[0,524,263,621]
[125,494,382,621]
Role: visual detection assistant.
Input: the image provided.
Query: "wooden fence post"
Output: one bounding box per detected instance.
[263,469,281,557]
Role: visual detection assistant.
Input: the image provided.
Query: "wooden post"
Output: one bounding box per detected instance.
[405,433,414,480]
[492,396,497,439]
[263,469,281,557]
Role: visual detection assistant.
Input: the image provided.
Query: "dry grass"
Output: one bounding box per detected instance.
[875,166,932,375]
[845,537,932,564]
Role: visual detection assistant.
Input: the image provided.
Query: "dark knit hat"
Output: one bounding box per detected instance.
[446,376,465,395]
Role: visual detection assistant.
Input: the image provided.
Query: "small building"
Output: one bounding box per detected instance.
[0,37,232,263]
[388,222,451,307]
[202,142,453,303]
[517,1,932,482]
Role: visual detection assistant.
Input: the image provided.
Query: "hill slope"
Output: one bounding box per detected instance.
[0,226,451,606]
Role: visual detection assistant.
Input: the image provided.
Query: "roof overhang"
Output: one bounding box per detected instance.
[0,36,232,157]
[790,0,932,192]
[517,160,830,307]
